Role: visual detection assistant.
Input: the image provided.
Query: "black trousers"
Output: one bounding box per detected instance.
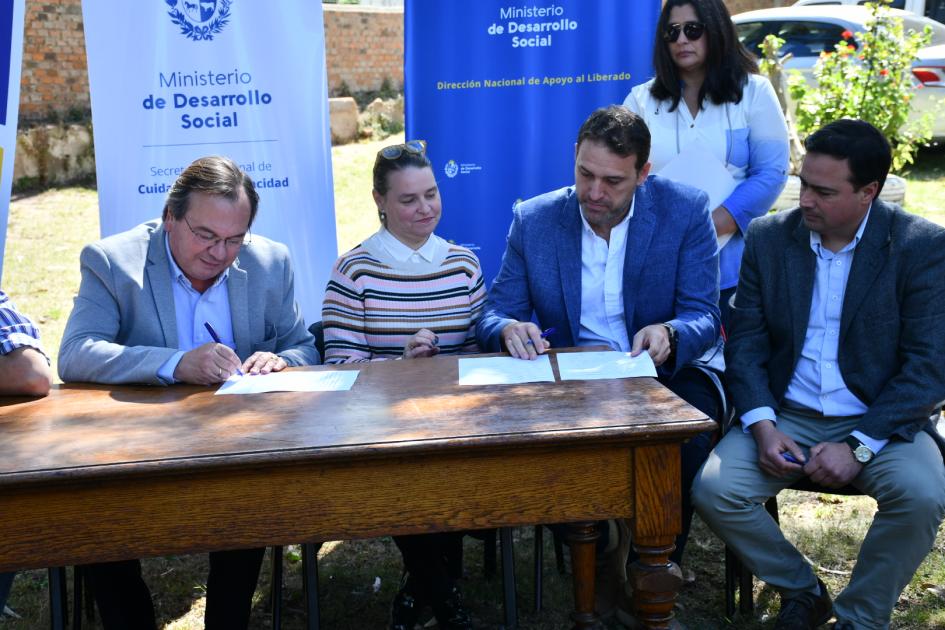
[85,547,265,630]
[393,532,465,601]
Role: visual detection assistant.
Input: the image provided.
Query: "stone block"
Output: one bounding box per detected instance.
[329,97,360,146]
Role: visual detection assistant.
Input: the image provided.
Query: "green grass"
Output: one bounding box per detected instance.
[2,137,944,628]
[900,144,945,225]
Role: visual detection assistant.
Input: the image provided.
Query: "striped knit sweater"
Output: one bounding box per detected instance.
[322,233,486,363]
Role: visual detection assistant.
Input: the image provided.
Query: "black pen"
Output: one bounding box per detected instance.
[204,321,243,376]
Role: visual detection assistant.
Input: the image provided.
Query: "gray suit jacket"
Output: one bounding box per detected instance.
[476,178,723,377]
[59,220,318,385]
[726,200,945,452]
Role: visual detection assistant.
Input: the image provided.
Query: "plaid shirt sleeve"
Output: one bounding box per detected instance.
[0,289,49,360]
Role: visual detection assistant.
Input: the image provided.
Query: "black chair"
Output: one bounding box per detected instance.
[271,534,520,629]
[723,483,862,618]
[45,565,95,630]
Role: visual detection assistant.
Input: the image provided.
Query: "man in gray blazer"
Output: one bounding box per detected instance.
[694,120,945,630]
[59,156,318,630]
[477,106,723,622]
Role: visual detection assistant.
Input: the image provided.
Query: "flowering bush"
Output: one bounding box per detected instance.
[787,0,935,171]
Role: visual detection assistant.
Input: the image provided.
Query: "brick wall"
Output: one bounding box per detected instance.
[323,4,404,95]
[20,0,89,123]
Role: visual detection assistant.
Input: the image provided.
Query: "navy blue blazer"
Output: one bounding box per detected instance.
[726,200,945,454]
[476,176,723,377]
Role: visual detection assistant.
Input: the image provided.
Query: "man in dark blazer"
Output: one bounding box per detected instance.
[694,120,945,630]
[59,156,318,630]
[477,105,724,621]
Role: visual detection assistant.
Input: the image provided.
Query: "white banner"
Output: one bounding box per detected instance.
[0,0,24,282]
[82,0,337,324]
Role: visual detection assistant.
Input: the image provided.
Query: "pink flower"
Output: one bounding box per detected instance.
[879,68,889,76]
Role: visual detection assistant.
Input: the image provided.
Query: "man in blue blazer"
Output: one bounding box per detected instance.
[476,106,724,618]
[59,156,318,630]
[694,120,945,630]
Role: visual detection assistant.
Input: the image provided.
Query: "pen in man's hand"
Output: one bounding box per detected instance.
[204,321,243,376]
[526,327,556,346]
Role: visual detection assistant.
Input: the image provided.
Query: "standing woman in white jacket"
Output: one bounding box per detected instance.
[624,0,789,331]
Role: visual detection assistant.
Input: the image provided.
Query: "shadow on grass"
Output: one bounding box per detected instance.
[903,143,945,181]
[10,181,98,203]
[4,494,944,628]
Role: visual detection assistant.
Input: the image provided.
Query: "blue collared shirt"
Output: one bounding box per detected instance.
[156,235,236,383]
[0,289,48,361]
[741,207,888,454]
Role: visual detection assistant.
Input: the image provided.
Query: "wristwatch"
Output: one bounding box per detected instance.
[661,322,678,359]
[844,435,875,464]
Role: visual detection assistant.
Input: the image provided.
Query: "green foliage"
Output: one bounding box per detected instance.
[787,0,934,172]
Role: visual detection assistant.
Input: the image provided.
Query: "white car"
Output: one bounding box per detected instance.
[793,0,945,24]
[733,6,945,140]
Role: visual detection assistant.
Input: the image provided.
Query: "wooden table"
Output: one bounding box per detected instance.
[0,349,713,629]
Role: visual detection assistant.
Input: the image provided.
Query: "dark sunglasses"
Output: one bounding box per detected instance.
[663,21,706,43]
[378,139,427,160]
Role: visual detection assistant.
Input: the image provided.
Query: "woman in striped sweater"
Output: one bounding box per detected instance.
[322,140,485,630]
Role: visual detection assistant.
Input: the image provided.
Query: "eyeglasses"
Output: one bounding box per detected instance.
[182,215,250,249]
[378,139,427,160]
[663,21,706,43]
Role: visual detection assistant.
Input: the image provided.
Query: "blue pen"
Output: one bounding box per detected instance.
[204,321,243,376]
[526,327,556,345]
[782,452,801,464]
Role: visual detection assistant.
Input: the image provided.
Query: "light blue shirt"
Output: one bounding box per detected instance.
[741,208,888,454]
[156,235,236,383]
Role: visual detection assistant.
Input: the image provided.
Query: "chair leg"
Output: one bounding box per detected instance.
[724,546,737,619]
[72,566,84,629]
[738,557,754,614]
[271,546,283,630]
[47,567,66,630]
[533,525,544,613]
[553,530,566,574]
[499,527,518,629]
[82,566,94,623]
[483,530,497,578]
[302,543,320,630]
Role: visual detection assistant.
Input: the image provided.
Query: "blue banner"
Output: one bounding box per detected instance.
[0,0,23,283]
[405,1,660,282]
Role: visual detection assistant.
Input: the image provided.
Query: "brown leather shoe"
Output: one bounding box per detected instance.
[774,578,833,630]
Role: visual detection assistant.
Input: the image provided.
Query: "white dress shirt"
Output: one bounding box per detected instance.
[576,200,634,352]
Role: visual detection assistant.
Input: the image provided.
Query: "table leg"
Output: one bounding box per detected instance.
[566,521,602,630]
[630,443,684,630]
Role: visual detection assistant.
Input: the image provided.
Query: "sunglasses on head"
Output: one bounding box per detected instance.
[378,139,427,160]
[663,21,706,43]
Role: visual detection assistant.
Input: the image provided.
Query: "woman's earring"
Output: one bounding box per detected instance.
[379,211,387,222]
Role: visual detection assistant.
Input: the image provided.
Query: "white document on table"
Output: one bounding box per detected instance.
[656,139,738,248]
[215,370,359,395]
[458,355,555,386]
[556,351,657,381]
